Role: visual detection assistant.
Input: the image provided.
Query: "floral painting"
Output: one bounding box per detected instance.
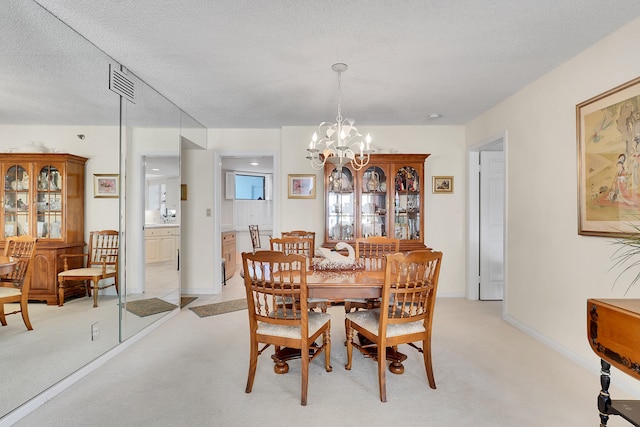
[93,174,119,198]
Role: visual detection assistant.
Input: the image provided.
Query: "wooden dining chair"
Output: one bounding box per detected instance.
[344,236,400,312]
[248,224,261,253]
[281,230,315,258]
[270,235,314,259]
[0,236,37,330]
[242,250,332,406]
[271,236,327,312]
[58,230,119,307]
[345,250,443,402]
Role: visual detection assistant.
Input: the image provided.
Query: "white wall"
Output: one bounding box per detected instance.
[466,17,640,395]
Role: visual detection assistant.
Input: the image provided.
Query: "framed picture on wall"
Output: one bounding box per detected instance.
[93,174,119,198]
[577,75,640,236]
[288,174,316,199]
[432,176,453,194]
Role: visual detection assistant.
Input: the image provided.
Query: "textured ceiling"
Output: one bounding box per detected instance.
[16,1,640,128]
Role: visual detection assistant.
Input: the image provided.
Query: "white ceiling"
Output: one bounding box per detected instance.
[18,1,640,128]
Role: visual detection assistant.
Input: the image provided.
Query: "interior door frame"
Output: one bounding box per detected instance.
[212,150,279,294]
[466,132,507,304]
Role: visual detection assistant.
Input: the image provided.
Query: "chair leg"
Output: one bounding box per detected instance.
[92,281,98,308]
[0,304,6,326]
[245,338,258,394]
[345,320,354,370]
[301,342,309,406]
[423,338,436,389]
[57,279,65,307]
[20,298,32,331]
[378,345,387,402]
[324,324,332,372]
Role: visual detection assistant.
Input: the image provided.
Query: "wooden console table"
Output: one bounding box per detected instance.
[587,298,640,426]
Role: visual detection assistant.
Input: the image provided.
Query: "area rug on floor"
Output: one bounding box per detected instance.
[125,298,178,317]
[189,299,247,318]
[180,296,198,308]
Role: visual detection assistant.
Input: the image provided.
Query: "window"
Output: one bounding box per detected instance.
[235,174,265,200]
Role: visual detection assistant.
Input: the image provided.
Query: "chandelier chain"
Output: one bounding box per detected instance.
[336,70,343,124]
[306,63,373,170]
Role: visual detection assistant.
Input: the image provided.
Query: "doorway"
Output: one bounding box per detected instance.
[213,151,279,294]
[142,154,180,299]
[467,136,505,301]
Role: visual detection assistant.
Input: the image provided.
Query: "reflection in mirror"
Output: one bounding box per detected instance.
[120,72,182,340]
[1,1,205,421]
[0,0,120,417]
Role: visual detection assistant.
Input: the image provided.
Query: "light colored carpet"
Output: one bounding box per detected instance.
[189,299,247,317]
[12,298,635,427]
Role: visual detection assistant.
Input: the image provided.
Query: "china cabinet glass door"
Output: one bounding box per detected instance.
[327,167,355,241]
[394,166,421,241]
[3,163,31,237]
[36,164,63,239]
[360,165,388,237]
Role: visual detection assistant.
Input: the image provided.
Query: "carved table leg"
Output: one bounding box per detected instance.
[598,359,612,427]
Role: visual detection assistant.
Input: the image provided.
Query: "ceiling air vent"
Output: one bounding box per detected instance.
[109,64,135,103]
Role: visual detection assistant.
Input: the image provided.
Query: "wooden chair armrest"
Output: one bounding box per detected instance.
[59,253,88,271]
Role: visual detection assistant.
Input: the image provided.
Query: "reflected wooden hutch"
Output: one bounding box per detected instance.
[323,154,429,251]
[1,153,87,305]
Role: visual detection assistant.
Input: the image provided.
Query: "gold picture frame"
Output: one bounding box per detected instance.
[432,176,453,194]
[288,174,316,199]
[577,76,640,236]
[93,174,119,198]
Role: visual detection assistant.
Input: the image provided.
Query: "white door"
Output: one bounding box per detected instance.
[479,151,504,300]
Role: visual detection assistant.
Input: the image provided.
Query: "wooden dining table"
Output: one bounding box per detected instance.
[306,269,384,300]
[0,256,18,276]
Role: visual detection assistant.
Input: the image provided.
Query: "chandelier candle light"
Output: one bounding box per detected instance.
[307,63,373,170]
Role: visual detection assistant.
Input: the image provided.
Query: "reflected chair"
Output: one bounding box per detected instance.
[345,250,443,402]
[0,236,37,330]
[271,236,326,312]
[248,224,261,253]
[58,230,119,307]
[242,250,332,406]
[344,236,400,312]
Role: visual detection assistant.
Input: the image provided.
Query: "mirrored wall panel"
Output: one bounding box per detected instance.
[0,0,205,419]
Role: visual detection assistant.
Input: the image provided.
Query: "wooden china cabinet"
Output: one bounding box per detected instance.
[323,153,429,251]
[1,153,88,305]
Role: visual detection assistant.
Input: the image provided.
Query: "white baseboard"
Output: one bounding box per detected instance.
[504,312,640,399]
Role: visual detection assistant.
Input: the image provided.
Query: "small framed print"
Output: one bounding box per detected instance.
[433,176,453,194]
[288,174,316,199]
[93,174,119,198]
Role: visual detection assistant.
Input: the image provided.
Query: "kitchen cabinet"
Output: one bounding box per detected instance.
[145,226,178,263]
[222,231,236,280]
[1,153,88,305]
[324,154,429,251]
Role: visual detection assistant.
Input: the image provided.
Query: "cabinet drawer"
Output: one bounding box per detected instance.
[145,227,177,237]
[222,231,236,242]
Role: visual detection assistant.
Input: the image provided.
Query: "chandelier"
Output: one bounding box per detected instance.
[307,63,373,170]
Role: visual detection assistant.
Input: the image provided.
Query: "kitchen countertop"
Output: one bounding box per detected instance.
[145,224,179,228]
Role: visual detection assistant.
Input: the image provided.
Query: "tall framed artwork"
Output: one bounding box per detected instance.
[577,76,640,236]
